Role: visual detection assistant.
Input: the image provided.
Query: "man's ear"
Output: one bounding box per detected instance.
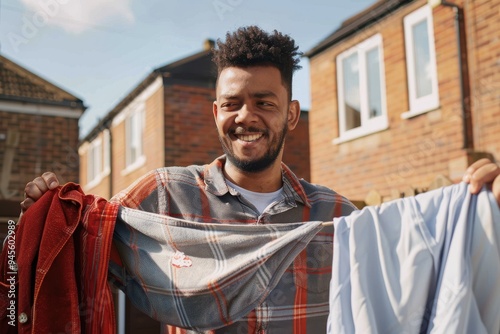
[213,101,219,120]
[212,101,223,132]
[287,100,301,131]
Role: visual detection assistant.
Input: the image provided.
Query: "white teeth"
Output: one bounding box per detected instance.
[238,134,262,142]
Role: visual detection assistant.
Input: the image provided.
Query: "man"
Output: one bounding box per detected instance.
[20,26,500,333]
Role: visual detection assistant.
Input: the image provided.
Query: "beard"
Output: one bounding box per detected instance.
[219,121,288,173]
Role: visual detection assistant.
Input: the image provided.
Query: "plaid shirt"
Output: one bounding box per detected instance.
[110,155,357,334]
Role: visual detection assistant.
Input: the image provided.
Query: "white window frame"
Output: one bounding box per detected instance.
[102,129,111,175]
[86,137,102,188]
[84,130,112,190]
[123,103,146,174]
[334,33,388,144]
[402,5,440,119]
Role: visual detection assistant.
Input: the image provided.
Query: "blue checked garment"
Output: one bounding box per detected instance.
[109,155,357,333]
[111,207,326,331]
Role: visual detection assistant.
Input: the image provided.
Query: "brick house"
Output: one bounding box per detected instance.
[78,40,310,333]
[0,54,84,237]
[305,0,499,203]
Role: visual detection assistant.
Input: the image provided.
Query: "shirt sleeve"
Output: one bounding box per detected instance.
[111,168,166,214]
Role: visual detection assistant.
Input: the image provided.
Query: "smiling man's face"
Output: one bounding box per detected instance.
[213,66,298,173]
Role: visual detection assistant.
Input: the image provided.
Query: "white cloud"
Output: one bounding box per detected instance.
[20,0,135,34]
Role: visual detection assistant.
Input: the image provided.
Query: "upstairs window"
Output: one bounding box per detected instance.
[87,138,102,184]
[85,130,111,189]
[403,5,439,118]
[102,129,111,174]
[125,104,145,168]
[335,34,388,143]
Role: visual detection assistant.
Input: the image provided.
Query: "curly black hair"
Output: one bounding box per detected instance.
[212,26,302,99]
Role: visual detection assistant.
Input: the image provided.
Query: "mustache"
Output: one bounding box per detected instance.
[231,126,268,135]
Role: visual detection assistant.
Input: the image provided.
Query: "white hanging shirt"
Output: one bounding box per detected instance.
[329,182,500,334]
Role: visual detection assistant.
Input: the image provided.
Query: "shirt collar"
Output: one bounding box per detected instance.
[203,155,311,208]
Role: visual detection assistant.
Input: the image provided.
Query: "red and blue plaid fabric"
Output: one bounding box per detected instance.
[112,207,325,331]
[110,155,357,333]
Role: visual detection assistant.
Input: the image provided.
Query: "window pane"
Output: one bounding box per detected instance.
[126,115,135,164]
[95,143,102,176]
[88,146,94,181]
[127,111,143,165]
[131,114,137,162]
[342,53,361,130]
[366,47,382,118]
[412,19,432,98]
[103,130,110,171]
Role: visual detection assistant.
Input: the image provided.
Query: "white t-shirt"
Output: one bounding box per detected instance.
[225,179,284,214]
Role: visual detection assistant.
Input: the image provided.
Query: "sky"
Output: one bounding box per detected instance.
[0,0,377,138]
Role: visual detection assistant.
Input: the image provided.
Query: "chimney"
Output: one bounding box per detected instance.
[203,39,215,51]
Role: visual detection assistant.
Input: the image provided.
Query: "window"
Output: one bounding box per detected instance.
[87,138,102,184]
[125,104,145,169]
[85,130,111,189]
[103,129,111,174]
[403,5,439,118]
[335,34,388,143]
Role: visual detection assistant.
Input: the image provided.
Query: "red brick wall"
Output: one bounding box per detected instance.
[309,0,499,202]
[467,0,500,159]
[283,111,310,180]
[163,85,222,167]
[0,110,80,204]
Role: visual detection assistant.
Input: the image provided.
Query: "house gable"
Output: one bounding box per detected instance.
[0,54,85,112]
[305,0,499,202]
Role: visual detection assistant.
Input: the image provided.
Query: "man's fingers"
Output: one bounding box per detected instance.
[20,198,35,213]
[41,172,59,189]
[466,158,492,172]
[24,173,60,199]
[21,172,60,214]
[24,179,47,200]
[464,160,500,194]
[463,158,493,182]
[493,175,500,206]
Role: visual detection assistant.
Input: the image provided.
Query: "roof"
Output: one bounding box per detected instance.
[0,54,85,109]
[82,43,217,143]
[304,0,414,58]
[155,46,217,84]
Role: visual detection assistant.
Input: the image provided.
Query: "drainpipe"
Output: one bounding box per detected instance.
[440,1,473,149]
[102,120,122,331]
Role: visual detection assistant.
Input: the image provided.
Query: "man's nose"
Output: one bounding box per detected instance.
[235,104,258,124]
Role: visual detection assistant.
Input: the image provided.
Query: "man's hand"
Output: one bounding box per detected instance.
[21,172,60,213]
[462,158,500,206]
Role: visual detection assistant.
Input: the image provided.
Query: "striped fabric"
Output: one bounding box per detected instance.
[110,155,357,333]
[113,207,325,331]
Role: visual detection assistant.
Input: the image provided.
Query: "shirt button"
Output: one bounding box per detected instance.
[19,312,28,324]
